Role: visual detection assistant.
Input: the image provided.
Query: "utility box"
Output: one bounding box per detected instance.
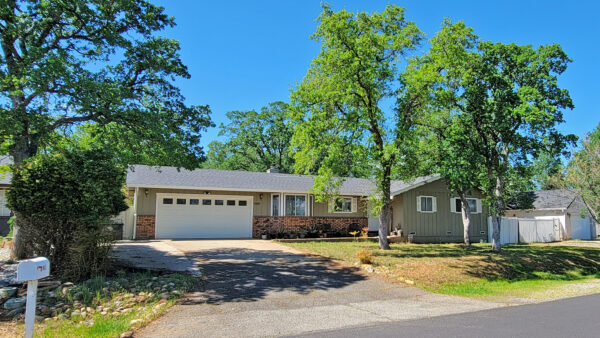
[17,257,50,282]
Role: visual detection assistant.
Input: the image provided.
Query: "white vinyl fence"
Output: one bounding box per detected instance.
[488,217,562,244]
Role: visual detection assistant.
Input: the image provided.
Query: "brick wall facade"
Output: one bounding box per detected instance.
[133,215,367,240]
[253,216,368,238]
[136,215,156,240]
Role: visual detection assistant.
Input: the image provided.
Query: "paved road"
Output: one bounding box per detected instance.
[293,293,600,338]
[136,240,502,338]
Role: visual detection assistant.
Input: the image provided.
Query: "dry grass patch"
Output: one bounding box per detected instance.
[283,241,600,300]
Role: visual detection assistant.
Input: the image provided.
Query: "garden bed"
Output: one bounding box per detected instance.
[275,235,404,243]
[0,267,199,337]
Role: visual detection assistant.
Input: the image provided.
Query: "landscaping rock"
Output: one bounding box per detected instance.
[70,311,81,319]
[130,319,143,327]
[7,307,24,317]
[120,331,134,338]
[4,297,26,309]
[0,286,17,299]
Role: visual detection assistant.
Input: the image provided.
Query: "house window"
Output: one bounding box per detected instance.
[227,200,236,206]
[239,200,247,206]
[162,198,173,205]
[190,199,199,205]
[176,198,186,205]
[452,198,480,214]
[0,190,11,217]
[215,200,224,206]
[333,197,353,213]
[285,195,306,216]
[202,199,211,205]
[417,196,436,213]
[272,194,280,216]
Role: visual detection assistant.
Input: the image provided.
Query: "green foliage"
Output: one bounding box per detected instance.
[0,0,213,167]
[291,4,424,248]
[407,19,575,250]
[566,123,600,222]
[204,101,295,173]
[7,147,128,279]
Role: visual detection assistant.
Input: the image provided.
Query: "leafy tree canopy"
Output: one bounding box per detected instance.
[408,19,576,250]
[0,0,213,168]
[566,123,600,222]
[204,101,295,173]
[291,4,424,249]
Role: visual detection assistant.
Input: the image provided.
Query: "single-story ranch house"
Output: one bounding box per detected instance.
[1,162,596,242]
[114,165,490,243]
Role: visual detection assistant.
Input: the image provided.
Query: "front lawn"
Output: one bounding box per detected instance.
[281,241,600,301]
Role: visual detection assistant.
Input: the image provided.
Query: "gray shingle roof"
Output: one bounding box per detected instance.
[517,190,579,210]
[127,165,377,195]
[391,174,441,195]
[128,165,439,196]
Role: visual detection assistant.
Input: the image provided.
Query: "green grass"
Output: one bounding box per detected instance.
[282,241,600,300]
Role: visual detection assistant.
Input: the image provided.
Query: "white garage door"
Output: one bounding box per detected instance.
[571,215,592,240]
[155,193,253,239]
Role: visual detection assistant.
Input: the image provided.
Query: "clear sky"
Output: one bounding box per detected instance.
[154,0,599,149]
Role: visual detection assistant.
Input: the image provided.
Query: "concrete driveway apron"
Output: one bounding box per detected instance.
[137,240,503,338]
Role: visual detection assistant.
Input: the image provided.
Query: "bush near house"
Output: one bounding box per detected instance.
[7,148,128,280]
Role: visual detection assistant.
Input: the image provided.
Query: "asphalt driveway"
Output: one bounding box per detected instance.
[135,240,503,337]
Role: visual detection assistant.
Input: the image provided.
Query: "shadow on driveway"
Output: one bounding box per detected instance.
[181,247,367,304]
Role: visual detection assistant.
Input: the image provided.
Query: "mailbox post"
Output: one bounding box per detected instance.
[17,257,50,338]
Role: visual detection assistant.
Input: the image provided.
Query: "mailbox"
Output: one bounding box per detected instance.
[17,257,50,282]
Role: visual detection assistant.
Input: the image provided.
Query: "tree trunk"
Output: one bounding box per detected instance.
[491,175,504,252]
[458,191,472,246]
[378,198,391,250]
[8,137,38,259]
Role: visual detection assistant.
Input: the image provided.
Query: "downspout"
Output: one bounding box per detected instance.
[132,187,139,240]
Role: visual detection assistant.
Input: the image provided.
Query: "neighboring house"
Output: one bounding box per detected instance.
[505,190,597,240]
[121,165,487,243]
[0,156,12,236]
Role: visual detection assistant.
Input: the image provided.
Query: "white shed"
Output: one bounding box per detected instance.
[505,189,597,240]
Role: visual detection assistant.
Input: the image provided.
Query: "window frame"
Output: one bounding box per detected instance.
[451,197,481,214]
[284,194,308,217]
[271,193,281,216]
[332,197,354,214]
[417,195,436,213]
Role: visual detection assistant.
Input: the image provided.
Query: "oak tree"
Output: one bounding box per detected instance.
[0,0,212,257]
[291,4,423,249]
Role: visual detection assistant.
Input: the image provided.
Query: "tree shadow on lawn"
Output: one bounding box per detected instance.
[179,248,367,305]
[446,245,600,281]
[366,243,600,282]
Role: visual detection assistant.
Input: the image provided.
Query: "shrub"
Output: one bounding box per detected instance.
[7,148,128,280]
[356,248,375,264]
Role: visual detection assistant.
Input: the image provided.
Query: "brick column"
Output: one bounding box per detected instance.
[136,215,156,240]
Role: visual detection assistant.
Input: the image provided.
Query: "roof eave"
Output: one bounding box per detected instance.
[125,183,369,196]
[390,175,442,197]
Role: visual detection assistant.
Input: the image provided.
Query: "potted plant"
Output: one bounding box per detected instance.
[298,229,307,238]
[261,232,268,240]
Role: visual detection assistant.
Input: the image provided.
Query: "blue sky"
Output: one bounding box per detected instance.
[154,0,599,149]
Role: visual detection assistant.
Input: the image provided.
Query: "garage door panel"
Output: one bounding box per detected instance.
[155,194,252,239]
